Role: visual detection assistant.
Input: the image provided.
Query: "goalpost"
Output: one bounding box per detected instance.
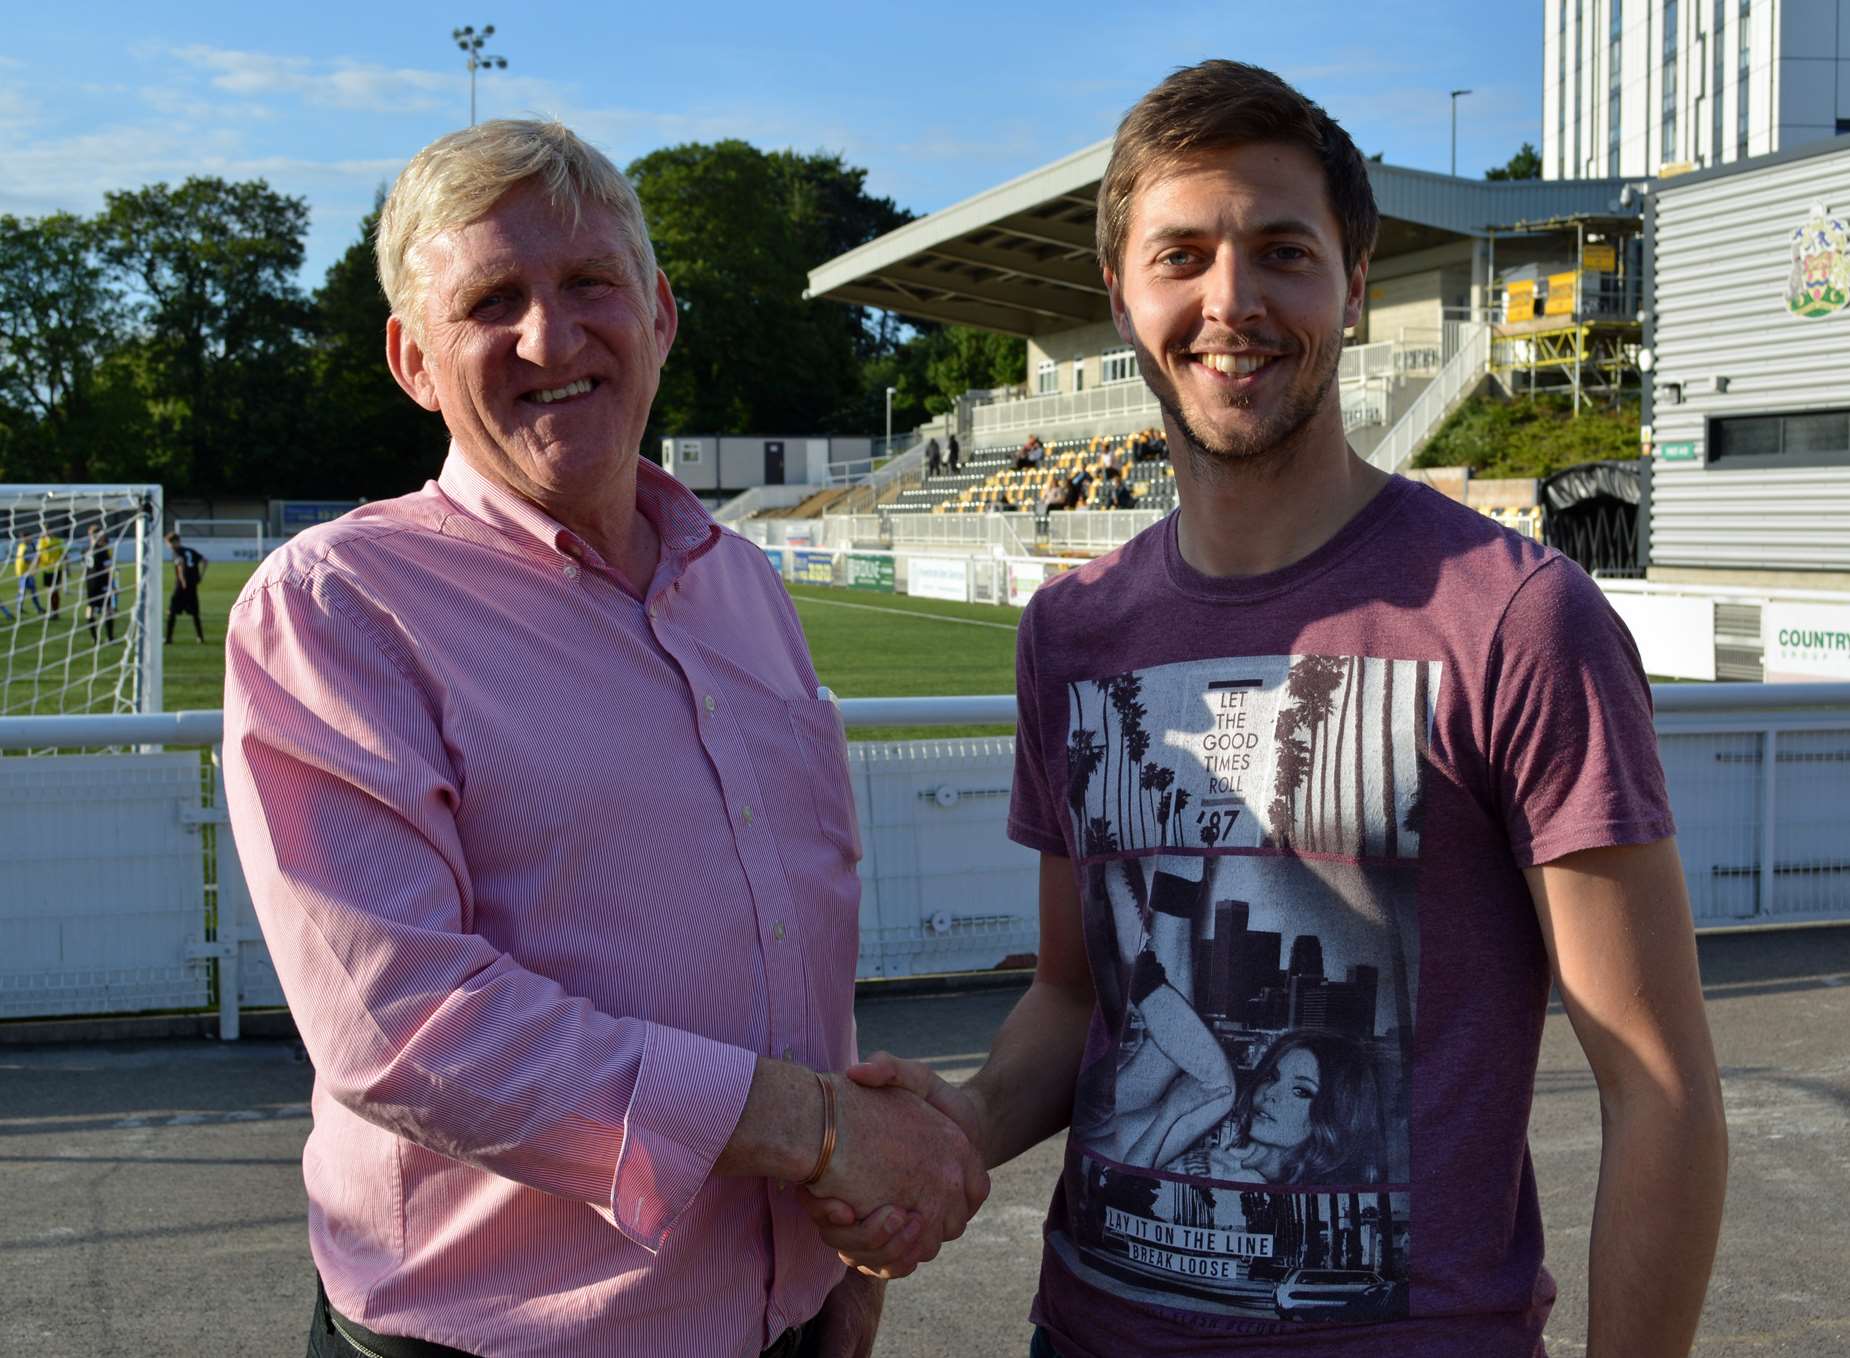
[1,484,164,718]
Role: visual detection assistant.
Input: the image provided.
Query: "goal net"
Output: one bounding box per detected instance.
[1,485,164,718]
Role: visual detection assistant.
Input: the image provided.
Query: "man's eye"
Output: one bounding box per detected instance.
[1158,250,1194,268]
[470,292,509,316]
[571,276,617,294]
[1270,245,1309,262]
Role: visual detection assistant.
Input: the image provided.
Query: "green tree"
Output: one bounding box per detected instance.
[0,212,125,482]
[627,141,913,446]
[309,200,450,499]
[1486,142,1543,181]
[96,177,315,496]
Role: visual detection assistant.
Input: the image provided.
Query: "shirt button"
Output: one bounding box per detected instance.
[704,694,716,714]
[648,604,658,620]
[562,562,580,581]
[741,805,754,824]
[773,921,786,941]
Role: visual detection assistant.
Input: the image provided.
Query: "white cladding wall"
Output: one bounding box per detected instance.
[1648,141,1850,570]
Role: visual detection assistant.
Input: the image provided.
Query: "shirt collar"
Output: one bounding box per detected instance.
[436,445,719,568]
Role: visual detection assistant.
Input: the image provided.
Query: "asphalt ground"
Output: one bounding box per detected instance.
[2,925,1846,1357]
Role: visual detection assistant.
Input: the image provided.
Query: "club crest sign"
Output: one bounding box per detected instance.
[1785,204,1849,319]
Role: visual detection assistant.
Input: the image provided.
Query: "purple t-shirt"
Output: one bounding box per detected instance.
[1007,478,1674,1356]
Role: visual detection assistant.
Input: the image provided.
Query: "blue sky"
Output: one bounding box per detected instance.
[2,2,1547,290]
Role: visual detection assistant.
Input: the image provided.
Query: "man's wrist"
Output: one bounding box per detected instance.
[718,1056,831,1183]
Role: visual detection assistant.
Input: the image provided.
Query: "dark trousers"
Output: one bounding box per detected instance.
[1030,1329,1063,1358]
[166,587,203,642]
[309,1273,820,1357]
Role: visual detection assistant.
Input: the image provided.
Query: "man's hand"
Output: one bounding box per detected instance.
[808,1271,884,1358]
[805,1071,989,1274]
[803,1053,992,1278]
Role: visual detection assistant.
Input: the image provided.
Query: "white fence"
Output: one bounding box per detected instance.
[970,381,1162,439]
[1365,321,1491,473]
[4,684,1848,1038]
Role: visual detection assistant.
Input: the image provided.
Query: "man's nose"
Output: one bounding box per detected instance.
[1200,248,1264,329]
[514,290,585,368]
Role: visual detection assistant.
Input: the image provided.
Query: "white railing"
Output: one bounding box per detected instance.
[1044,509,1164,551]
[1338,341,1396,384]
[1366,321,1491,473]
[969,381,1162,439]
[711,485,825,525]
[887,513,1039,554]
[5,681,1850,1034]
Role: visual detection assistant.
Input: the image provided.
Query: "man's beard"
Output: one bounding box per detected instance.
[1139,324,1346,480]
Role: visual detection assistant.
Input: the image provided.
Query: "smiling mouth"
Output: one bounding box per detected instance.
[1193,351,1283,377]
[524,377,600,405]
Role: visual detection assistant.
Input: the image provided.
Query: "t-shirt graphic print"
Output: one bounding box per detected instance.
[1054,652,1434,1331]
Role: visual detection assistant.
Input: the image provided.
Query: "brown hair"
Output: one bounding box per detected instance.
[1096,60,1380,278]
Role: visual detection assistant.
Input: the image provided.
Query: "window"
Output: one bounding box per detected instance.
[1737,0,1751,157]
[1711,0,1725,161]
[1558,0,1569,175]
[1574,0,1584,171]
[1101,346,1140,384]
[1710,408,1850,468]
[1073,355,1085,393]
[1036,359,1058,395]
[1576,0,1591,173]
[1608,0,1624,175]
[1660,0,1678,162]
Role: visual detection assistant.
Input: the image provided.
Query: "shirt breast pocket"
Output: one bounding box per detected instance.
[785,697,862,863]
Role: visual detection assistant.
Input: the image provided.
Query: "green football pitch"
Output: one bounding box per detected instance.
[142,565,1020,741]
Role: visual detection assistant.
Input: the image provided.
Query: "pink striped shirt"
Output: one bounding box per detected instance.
[223,451,858,1357]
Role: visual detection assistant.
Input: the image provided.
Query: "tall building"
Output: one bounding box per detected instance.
[1543,0,1850,180]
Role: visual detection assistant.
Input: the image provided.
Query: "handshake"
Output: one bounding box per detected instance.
[800,1053,990,1280]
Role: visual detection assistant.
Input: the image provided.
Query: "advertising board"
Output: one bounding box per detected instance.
[761,547,784,574]
[1007,560,1050,607]
[907,555,970,603]
[793,550,835,585]
[1601,592,1717,681]
[1763,602,1850,682]
[846,554,895,592]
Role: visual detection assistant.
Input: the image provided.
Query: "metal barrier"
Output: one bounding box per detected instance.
[5,682,1849,1036]
[1363,321,1491,473]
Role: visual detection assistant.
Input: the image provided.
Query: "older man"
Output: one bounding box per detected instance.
[223,120,983,1358]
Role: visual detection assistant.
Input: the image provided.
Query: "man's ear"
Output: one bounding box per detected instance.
[1343,256,1369,333]
[386,315,442,412]
[651,268,679,364]
[1104,265,1133,345]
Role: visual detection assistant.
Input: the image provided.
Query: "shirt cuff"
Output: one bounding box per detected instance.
[607,1023,758,1252]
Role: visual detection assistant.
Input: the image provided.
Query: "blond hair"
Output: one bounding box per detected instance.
[377,119,656,338]
[1096,61,1379,279]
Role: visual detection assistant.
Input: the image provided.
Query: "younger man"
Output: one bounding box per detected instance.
[821,59,1727,1358]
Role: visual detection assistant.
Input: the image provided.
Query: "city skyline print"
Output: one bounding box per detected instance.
[1054,651,1436,1328]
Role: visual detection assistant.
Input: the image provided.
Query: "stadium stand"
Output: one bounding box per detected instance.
[882,428,1177,519]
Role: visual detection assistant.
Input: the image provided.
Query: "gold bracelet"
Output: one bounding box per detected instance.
[800,1071,837,1187]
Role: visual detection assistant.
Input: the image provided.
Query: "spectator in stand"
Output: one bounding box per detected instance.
[164,531,208,643]
[1061,470,1092,512]
[1016,434,1044,471]
[82,522,115,643]
[946,433,961,473]
[1035,475,1061,516]
[1105,467,1134,509]
[925,437,942,478]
